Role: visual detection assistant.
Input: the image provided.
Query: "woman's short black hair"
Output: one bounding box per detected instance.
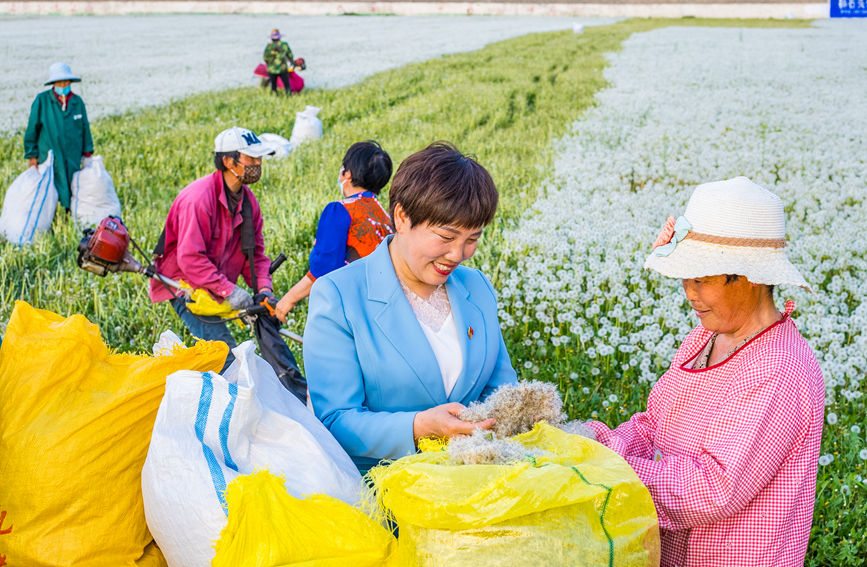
[342,141,392,194]
[388,141,498,229]
[214,151,241,172]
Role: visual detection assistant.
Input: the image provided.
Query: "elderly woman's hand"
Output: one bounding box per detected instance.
[413,402,496,441]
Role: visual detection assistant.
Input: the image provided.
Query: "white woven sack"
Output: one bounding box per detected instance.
[71,155,121,226]
[142,340,362,567]
[0,150,58,246]
[259,132,292,158]
[288,105,323,147]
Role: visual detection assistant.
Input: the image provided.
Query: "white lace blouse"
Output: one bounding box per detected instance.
[399,281,463,396]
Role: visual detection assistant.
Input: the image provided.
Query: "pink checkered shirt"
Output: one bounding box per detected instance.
[589,301,824,567]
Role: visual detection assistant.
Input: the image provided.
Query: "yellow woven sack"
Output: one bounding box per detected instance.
[213,470,398,567]
[368,423,660,567]
[0,301,228,567]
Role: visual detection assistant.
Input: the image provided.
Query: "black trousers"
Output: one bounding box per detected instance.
[268,71,291,94]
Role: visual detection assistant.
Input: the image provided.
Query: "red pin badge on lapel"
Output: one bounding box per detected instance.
[467,326,474,339]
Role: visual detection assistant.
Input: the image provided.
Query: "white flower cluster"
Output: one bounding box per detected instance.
[498,21,866,419]
[0,14,605,134]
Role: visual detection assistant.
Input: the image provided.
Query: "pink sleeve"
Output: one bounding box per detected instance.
[625,357,811,531]
[587,409,657,461]
[242,192,272,293]
[586,372,666,460]
[174,198,235,298]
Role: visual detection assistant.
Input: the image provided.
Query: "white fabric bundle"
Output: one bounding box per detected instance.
[71,155,122,226]
[289,105,323,147]
[0,150,57,245]
[258,132,292,158]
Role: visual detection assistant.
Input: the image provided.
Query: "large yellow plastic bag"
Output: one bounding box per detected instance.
[212,470,397,567]
[0,300,227,567]
[142,341,362,567]
[368,423,660,567]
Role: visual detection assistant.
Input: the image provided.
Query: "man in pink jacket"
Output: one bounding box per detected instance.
[149,127,306,400]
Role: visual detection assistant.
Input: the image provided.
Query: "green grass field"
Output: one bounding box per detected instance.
[2,17,861,565]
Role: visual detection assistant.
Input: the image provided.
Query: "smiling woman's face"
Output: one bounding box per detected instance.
[681,275,760,334]
[390,203,482,296]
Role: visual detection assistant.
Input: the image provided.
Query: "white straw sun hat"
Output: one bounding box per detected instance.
[644,176,810,290]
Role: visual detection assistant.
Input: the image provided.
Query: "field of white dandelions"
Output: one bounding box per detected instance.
[496,19,866,560]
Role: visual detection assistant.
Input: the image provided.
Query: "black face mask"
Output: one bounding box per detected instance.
[272,38,280,43]
[232,162,261,185]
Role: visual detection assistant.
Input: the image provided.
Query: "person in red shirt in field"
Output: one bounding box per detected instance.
[149,126,306,401]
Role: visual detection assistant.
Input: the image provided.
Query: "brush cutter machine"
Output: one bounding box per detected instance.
[76,216,302,343]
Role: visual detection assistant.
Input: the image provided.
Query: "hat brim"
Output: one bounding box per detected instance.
[44,77,81,86]
[644,239,810,291]
[239,143,276,158]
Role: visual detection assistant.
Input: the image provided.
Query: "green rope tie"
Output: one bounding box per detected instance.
[571,465,615,567]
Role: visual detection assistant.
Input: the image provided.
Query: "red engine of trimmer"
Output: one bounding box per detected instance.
[77,216,137,276]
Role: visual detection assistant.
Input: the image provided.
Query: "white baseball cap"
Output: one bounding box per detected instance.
[214,127,275,158]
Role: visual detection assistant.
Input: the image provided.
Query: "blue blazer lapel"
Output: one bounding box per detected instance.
[366,239,447,406]
[446,275,488,403]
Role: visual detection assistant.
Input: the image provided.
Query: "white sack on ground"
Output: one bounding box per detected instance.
[71,155,122,226]
[0,150,57,246]
[259,133,292,158]
[289,105,323,147]
[142,340,361,567]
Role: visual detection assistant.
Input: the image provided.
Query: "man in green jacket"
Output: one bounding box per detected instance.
[263,29,294,95]
[23,62,94,211]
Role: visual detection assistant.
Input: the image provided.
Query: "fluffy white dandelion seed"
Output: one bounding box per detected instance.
[840,484,850,496]
[608,394,618,402]
[851,425,861,434]
[582,387,590,394]
[859,449,867,461]
[818,454,834,466]
[826,413,838,425]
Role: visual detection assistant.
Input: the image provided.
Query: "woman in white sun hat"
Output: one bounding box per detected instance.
[585,176,824,567]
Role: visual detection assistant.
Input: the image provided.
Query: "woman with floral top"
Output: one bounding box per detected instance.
[586,176,824,567]
[275,141,394,322]
[302,142,518,473]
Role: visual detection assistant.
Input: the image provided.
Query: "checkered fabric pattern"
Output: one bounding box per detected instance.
[588,301,824,567]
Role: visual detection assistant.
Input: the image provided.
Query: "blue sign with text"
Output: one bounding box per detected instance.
[831,0,867,17]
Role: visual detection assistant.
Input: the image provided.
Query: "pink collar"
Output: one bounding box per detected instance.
[679,300,795,372]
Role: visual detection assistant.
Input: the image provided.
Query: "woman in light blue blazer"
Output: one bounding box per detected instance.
[303,142,518,472]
